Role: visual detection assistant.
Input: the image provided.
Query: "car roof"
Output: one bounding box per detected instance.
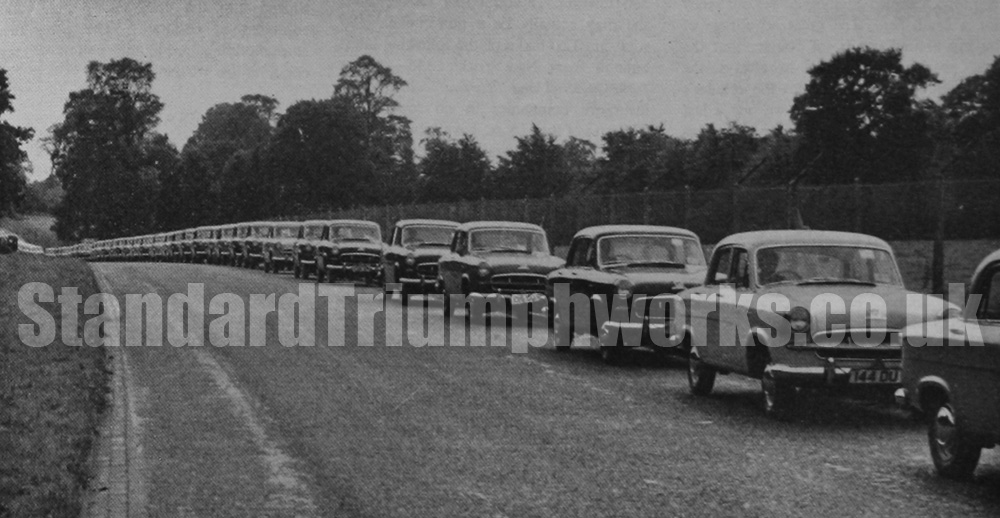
[456,221,544,232]
[395,219,459,227]
[716,230,892,250]
[303,219,379,227]
[573,225,699,241]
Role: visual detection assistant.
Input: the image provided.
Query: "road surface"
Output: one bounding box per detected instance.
[91,263,1000,517]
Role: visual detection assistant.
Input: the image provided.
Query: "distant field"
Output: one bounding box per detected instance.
[0,214,60,248]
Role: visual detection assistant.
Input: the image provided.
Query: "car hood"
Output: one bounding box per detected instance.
[335,242,383,254]
[606,266,707,295]
[406,245,450,261]
[481,253,565,275]
[762,283,955,331]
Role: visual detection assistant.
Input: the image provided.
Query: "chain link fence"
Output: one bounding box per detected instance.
[293,178,1000,247]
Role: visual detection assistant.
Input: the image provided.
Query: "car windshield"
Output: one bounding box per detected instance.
[330,224,381,242]
[756,246,902,286]
[197,229,213,238]
[599,234,706,267]
[470,229,549,254]
[401,225,454,247]
[253,226,269,237]
[275,227,297,238]
[302,225,324,239]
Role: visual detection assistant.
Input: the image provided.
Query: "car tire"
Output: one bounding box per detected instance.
[928,403,982,479]
[687,348,716,396]
[761,366,795,419]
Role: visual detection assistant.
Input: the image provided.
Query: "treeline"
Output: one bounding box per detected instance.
[3,47,999,241]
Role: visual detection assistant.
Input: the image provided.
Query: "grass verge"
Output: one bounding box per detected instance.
[0,253,109,517]
[0,214,61,248]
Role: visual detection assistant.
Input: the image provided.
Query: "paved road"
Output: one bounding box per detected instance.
[92,263,1000,517]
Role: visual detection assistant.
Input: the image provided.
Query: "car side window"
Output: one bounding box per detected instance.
[708,247,733,285]
[978,267,1000,321]
[732,248,750,288]
[567,238,592,267]
[451,231,467,255]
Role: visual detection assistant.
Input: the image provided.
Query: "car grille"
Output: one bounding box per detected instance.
[810,331,901,360]
[490,273,547,294]
[416,262,438,279]
[341,253,380,265]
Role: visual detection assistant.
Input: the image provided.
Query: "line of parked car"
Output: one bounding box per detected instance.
[46,218,1000,479]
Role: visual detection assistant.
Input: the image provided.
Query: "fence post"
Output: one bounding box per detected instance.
[683,185,691,228]
[853,178,862,232]
[932,176,947,294]
[522,197,529,222]
[730,185,739,234]
[643,192,651,224]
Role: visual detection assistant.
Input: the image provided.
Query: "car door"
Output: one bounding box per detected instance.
[951,263,1000,435]
[720,248,752,371]
[439,230,466,294]
[689,246,734,367]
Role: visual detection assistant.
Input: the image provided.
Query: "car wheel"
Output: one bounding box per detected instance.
[928,403,982,479]
[761,366,795,419]
[687,348,716,396]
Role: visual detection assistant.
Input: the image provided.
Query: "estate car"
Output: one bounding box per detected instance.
[383,219,459,302]
[312,220,384,285]
[438,221,564,318]
[548,225,707,363]
[897,248,1000,479]
[680,230,954,418]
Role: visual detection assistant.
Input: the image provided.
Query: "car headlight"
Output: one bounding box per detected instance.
[406,255,416,266]
[477,263,490,278]
[330,246,340,256]
[615,280,633,298]
[788,306,810,333]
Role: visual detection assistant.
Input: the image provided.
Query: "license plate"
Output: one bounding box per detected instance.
[510,293,547,306]
[849,368,901,384]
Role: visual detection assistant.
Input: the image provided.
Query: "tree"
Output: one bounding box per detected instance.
[417,128,492,203]
[47,58,173,240]
[492,125,570,199]
[939,55,1000,178]
[598,125,684,193]
[163,95,277,227]
[334,55,415,203]
[265,98,368,213]
[0,69,33,215]
[684,123,760,189]
[790,47,939,184]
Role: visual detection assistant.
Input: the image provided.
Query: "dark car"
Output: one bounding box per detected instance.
[679,230,955,418]
[383,219,459,302]
[547,225,707,363]
[897,248,1000,479]
[438,221,564,318]
[312,220,384,285]
[263,221,301,274]
[241,222,271,269]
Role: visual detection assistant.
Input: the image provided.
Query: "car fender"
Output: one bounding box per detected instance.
[915,375,952,412]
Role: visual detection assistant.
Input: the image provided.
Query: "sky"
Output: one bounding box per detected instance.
[1,0,998,181]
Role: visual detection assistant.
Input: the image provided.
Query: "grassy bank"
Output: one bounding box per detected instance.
[0,253,108,517]
[0,214,61,248]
